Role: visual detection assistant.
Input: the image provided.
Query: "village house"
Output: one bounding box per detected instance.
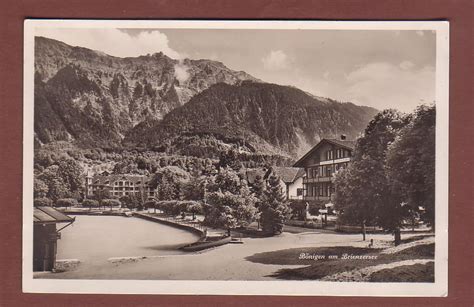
[245,167,305,200]
[293,135,355,209]
[85,171,157,199]
[270,167,305,200]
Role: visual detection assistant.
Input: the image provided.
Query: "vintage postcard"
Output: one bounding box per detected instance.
[23,20,449,296]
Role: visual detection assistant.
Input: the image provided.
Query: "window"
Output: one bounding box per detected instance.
[326,150,334,160]
[326,166,332,177]
[297,188,303,196]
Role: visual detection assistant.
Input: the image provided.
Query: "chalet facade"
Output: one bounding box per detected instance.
[85,172,157,199]
[293,136,355,206]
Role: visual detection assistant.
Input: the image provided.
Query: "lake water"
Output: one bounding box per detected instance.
[56,215,199,264]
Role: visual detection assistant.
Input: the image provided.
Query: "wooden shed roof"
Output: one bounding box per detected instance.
[34,206,75,224]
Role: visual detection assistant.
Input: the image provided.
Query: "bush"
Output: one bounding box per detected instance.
[308,203,323,216]
[119,195,138,209]
[288,200,308,220]
[34,197,53,207]
[185,201,203,214]
[157,200,180,215]
[156,200,203,216]
[82,199,99,209]
[144,199,157,207]
[56,198,79,208]
[102,199,121,208]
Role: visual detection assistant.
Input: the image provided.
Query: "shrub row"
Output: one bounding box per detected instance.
[156,200,203,216]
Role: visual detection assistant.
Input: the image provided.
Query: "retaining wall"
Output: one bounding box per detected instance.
[133,213,205,238]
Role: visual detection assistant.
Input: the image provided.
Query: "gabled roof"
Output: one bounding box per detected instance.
[325,138,356,150]
[34,206,75,224]
[293,138,356,167]
[270,167,305,184]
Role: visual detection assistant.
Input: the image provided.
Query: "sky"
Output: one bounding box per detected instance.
[36,27,436,113]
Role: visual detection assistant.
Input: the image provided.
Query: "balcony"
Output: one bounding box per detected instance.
[303,176,332,183]
[303,196,331,201]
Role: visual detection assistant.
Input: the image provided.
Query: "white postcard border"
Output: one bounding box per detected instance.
[22,19,449,296]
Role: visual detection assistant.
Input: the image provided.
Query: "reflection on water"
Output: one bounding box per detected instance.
[57,215,199,264]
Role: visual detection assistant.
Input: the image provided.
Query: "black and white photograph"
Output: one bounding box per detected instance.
[23,20,449,296]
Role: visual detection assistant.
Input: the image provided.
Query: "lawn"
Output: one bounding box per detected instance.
[369,262,434,282]
[246,241,434,281]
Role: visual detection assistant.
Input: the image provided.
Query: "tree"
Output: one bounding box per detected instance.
[334,109,408,242]
[48,178,70,202]
[185,201,203,220]
[218,149,241,171]
[34,179,49,198]
[251,174,266,229]
[386,105,436,228]
[260,174,290,235]
[92,188,111,209]
[251,174,266,202]
[208,166,241,194]
[334,160,381,240]
[157,176,180,200]
[102,199,121,210]
[204,187,258,231]
[36,158,84,201]
[131,185,148,210]
[150,166,190,201]
[34,197,52,207]
[181,176,206,200]
[56,158,84,193]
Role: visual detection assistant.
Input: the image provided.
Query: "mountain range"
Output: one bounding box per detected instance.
[34,36,378,161]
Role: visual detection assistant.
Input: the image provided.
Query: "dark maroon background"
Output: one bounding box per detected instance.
[0,0,472,306]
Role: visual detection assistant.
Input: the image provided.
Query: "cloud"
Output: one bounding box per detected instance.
[262,50,291,71]
[399,60,415,70]
[174,63,190,83]
[344,62,435,112]
[35,28,182,59]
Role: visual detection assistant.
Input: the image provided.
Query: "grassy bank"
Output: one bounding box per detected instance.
[369,262,434,282]
[246,241,434,281]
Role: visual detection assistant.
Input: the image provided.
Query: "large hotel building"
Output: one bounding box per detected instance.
[85,172,157,199]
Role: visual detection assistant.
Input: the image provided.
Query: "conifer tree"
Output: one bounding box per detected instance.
[260,174,289,235]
